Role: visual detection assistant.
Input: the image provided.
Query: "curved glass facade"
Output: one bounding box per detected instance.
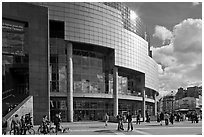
[36,2,158,92]
[31,2,159,121]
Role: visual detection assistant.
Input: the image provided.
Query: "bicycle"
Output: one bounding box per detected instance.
[10,124,35,135]
[37,122,55,135]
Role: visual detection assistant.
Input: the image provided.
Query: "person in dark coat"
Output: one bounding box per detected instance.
[126,112,133,131]
[117,114,124,131]
[54,113,61,134]
[20,115,26,135]
[169,112,174,125]
[160,112,164,125]
[136,113,141,125]
[11,114,21,135]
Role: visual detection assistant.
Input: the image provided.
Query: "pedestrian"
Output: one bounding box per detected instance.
[20,115,26,135]
[164,112,169,126]
[126,112,133,131]
[195,112,198,123]
[104,113,109,127]
[117,113,124,131]
[157,112,160,123]
[191,112,194,123]
[54,113,61,134]
[146,111,150,123]
[160,112,164,126]
[136,113,141,125]
[11,114,21,135]
[41,115,49,134]
[169,112,174,125]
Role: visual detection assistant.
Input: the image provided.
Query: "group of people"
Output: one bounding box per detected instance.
[157,112,174,126]
[10,113,32,135]
[40,112,62,134]
[116,112,141,132]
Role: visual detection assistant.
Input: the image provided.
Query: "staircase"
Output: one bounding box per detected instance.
[2,96,33,134]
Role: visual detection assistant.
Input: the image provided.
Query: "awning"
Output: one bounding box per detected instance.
[175,109,189,111]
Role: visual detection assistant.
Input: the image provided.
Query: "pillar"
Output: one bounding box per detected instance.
[154,93,157,115]
[67,42,73,122]
[142,88,146,122]
[113,67,118,116]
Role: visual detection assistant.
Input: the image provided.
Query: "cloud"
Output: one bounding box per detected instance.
[153,25,173,45]
[152,18,202,96]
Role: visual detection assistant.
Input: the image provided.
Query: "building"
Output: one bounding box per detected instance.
[175,86,202,100]
[175,87,186,100]
[2,2,159,124]
[160,95,175,113]
[174,96,202,115]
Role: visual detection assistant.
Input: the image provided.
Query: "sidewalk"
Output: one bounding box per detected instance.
[33,120,202,132]
[5,120,201,135]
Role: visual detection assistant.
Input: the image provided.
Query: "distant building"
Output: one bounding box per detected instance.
[159,94,175,113]
[174,96,202,114]
[175,86,202,100]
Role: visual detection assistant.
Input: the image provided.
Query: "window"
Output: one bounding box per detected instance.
[50,20,64,38]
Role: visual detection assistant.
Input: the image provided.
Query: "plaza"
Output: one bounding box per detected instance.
[29,121,203,135]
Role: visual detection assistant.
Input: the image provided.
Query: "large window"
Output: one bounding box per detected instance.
[2,19,29,96]
[73,49,105,94]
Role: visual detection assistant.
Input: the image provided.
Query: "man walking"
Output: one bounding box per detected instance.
[160,112,164,126]
[11,114,21,135]
[104,113,109,127]
[126,112,133,131]
[136,112,141,125]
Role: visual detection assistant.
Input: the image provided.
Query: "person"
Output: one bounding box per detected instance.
[25,113,32,126]
[195,112,198,123]
[2,120,8,135]
[169,112,174,125]
[104,113,109,127]
[126,112,133,131]
[117,114,124,131]
[54,113,61,134]
[42,115,49,134]
[20,115,26,135]
[136,113,141,125]
[160,112,164,126]
[146,111,150,123]
[164,112,169,126]
[157,112,160,123]
[191,112,195,123]
[11,114,21,135]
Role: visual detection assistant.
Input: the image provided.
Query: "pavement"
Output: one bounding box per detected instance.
[5,120,202,135]
[32,120,202,135]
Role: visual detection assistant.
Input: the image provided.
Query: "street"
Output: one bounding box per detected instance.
[42,120,202,135]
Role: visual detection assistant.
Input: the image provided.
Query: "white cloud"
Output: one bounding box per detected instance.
[153,25,173,45]
[152,18,202,96]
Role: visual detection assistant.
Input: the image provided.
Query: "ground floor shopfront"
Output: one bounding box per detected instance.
[50,97,156,122]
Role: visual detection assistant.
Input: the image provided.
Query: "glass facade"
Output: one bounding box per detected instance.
[103,2,147,41]
[2,19,29,97]
[73,50,105,94]
[30,2,159,121]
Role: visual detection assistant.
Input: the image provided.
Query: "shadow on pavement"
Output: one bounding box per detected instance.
[94,130,114,133]
[89,126,101,128]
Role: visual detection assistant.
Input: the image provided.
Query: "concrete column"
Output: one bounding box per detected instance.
[154,93,157,115]
[142,88,146,122]
[113,67,118,116]
[67,42,73,122]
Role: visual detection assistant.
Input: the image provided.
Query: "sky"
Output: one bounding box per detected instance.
[125,2,202,96]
